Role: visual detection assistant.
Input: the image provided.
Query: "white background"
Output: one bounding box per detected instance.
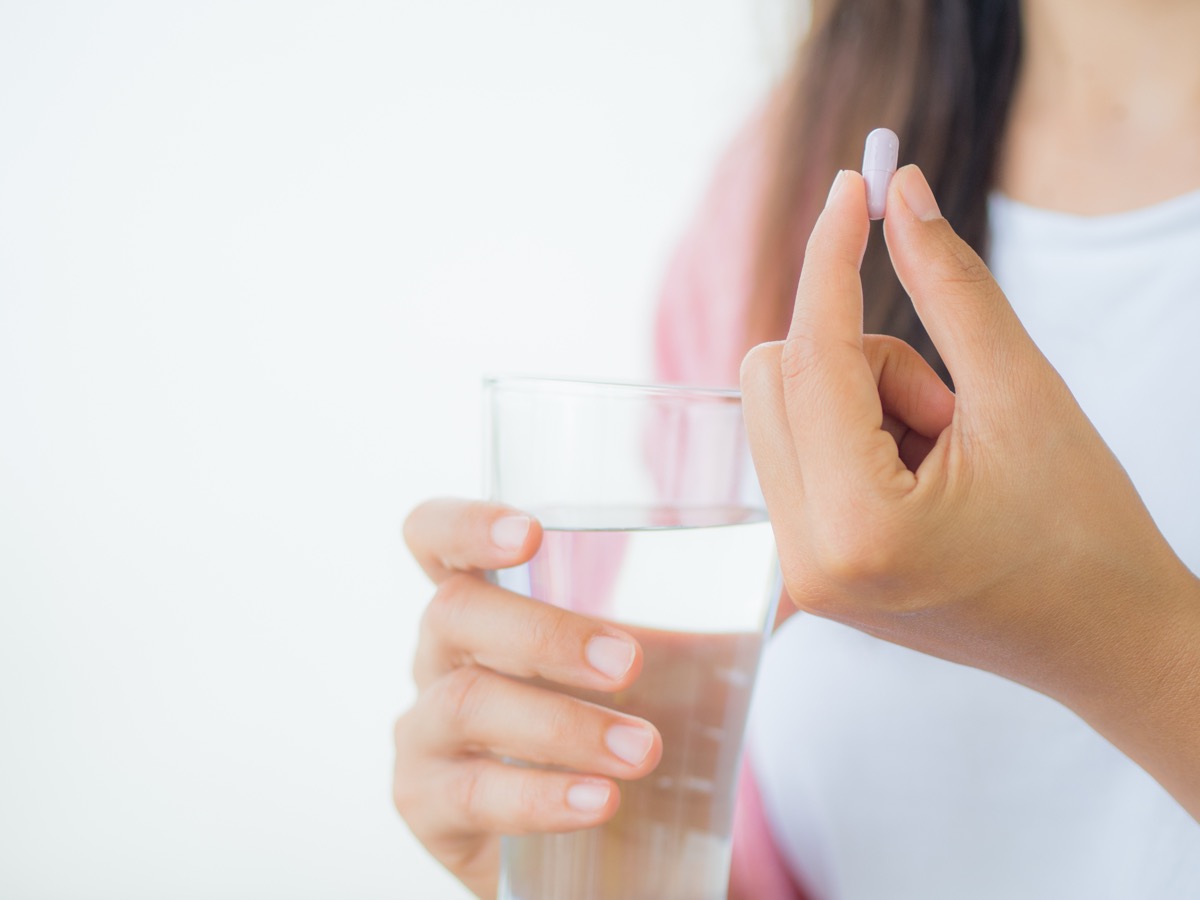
[0,2,794,897]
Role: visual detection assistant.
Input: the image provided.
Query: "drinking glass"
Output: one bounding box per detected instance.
[485,376,779,900]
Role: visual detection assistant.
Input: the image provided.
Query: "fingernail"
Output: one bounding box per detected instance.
[490,515,531,551]
[824,170,845,208]
[566,781,610,813]
[605,723,654,767]
[897,166,941,221]
[585,634,636,680]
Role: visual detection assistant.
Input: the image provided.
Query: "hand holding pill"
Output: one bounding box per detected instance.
[739,147,1200,819]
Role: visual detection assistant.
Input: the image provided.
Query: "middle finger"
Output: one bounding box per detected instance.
[418,665,663,779]
[413,572,643,694]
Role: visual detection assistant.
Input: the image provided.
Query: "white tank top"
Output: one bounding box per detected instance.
[748,188,1200,899]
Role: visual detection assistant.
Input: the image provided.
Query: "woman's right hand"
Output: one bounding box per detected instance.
[393,498,663,899]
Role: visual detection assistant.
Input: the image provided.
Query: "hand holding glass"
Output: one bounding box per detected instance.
[486,377,778,900]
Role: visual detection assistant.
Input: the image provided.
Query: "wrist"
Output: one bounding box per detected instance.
[1048,555,1200,816]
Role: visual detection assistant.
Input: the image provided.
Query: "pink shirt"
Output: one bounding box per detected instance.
[654,120,770,391]
[653,120,806,900]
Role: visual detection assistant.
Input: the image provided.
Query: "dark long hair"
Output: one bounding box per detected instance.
[748,0,1022,383]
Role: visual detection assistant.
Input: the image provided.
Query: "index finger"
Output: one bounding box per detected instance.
[781,171,894,477]
[403,497,543,584]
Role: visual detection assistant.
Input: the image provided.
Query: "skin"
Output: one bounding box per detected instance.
[999,0,1200,214]
[395,2,1200,896]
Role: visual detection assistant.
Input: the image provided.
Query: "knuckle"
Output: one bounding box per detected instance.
[453,763,550,834]
[391,716,419,815]
[514,773,544,826]
[777,555,811,600]
[791,516,905,601]
[867,333,907,361]
[779,555,834,615]
[937,254,991,289]
[424,572,474,634]
[780,333,818,384]
[392,769,415,818]
[525,605,574,661]
[540,697,584,749]
[453,760,490,827]
[820,533,897,586]
[438,665,491,731]
[739,341,782,390]
[781,331,860,388]
[929,227,994,289]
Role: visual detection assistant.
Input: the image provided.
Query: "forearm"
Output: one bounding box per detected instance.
[1049,561,1200,820]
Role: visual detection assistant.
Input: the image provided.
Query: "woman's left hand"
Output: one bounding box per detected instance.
[740,165,1200,818]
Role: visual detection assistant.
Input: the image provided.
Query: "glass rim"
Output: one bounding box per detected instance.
[483,374,742,403]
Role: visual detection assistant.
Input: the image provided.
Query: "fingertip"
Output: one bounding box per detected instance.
[841,170,869,207]
[882,166,1028,399]
[822,169,868,218]
[490,515,530,551]
[584,631,642,686]
[806,168,869,268]
[565,778,619,819]
[489,508,543,562]
[842,169,868,193]
[789,167,869,357]
[888,165,941,223]
[640,721,666,776]
[403,498,546,579]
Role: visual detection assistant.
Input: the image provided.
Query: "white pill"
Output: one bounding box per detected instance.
[862,127,900,221]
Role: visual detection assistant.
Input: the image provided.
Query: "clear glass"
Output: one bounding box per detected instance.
[485,376,779,900]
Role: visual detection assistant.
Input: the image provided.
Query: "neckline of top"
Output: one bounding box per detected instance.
[987,186,1200,245]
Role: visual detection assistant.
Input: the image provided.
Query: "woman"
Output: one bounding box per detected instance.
[394,0,1200,896]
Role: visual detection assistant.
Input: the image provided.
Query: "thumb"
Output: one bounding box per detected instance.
[883,165,1040,399]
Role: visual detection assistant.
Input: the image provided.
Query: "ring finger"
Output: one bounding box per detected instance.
[416,665,662,779]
